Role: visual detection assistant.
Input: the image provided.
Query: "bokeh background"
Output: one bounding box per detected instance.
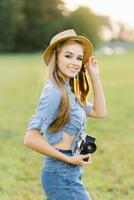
[0,0,134,199]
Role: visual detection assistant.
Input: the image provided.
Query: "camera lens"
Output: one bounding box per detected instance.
[87,145,92,151]
[87,143,97,153]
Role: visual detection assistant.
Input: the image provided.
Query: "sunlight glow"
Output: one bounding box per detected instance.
[63,0,134,27]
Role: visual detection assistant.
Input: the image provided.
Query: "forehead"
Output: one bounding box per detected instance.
[60,43,84,56]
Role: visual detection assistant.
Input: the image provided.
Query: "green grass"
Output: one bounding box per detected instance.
[0,51,133,200]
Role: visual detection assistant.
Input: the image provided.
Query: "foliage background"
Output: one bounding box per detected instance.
[0,0,100,52]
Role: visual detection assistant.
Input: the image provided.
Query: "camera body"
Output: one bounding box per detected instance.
[71,133,97,161]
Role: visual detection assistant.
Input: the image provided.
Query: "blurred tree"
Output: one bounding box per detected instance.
[64,6,101,47]
[40,0,67,49]
[0,0,66,52]
[0,0,15,51]
[98,15,113,41]
[14,0,66,52]
[114,22,134,41]
[0,1,102,52]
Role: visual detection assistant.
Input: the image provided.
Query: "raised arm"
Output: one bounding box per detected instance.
[86,56,107,118]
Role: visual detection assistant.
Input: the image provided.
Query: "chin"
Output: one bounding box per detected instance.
[67,73,77,78]
[63,72,77,80]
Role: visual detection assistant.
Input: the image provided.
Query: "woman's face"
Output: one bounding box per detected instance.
[57,43,84,82]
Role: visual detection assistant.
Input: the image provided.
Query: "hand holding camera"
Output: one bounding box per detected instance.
[71,133,97,162]
[67,153,92,166]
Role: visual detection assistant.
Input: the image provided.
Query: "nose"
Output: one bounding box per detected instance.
[71,58,80,66]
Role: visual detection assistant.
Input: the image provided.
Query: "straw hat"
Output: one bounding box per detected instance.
[43,29,93,65]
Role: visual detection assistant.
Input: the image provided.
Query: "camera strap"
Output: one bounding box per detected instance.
[71,131,86,155]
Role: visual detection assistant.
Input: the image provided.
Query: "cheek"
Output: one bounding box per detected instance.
[58,58,68,69]
[57,60,67,73]
[78,64,82,71]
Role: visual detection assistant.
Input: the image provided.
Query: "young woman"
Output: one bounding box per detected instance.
[24,29,106,200]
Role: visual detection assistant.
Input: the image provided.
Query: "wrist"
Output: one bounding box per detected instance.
[65,155,72,164]
[57,152,72,164]
[89,73,100,81]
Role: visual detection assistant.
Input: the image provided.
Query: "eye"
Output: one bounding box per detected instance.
[77,57,83,61]
[65,55,72,58]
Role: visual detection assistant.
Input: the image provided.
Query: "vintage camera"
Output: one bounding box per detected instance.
[71,133,97,161]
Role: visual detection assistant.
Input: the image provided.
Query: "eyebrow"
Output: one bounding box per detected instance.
[65,51,83,57]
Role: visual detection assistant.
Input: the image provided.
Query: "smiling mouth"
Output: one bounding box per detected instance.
[69,67,78,72]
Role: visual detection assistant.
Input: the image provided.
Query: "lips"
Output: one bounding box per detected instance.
[69,67,78,72]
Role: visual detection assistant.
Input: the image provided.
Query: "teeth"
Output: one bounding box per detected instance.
[70,67,77,70]
[69,67,77,72]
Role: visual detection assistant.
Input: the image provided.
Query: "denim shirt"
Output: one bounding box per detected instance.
[26,79,93,145]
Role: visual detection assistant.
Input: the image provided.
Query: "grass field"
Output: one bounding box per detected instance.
[0,50,134,200]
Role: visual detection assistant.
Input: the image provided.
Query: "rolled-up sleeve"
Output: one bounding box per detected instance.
[85,102,93,117]
[26,85,62,134]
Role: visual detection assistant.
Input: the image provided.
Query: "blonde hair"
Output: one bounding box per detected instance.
[48,40,90,133]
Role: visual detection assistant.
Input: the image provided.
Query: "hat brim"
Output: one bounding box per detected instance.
[43,35,93,65]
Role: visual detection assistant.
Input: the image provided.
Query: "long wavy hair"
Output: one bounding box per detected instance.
[47,40,90,133]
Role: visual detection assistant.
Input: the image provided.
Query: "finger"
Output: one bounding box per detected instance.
[90,56,94,64]
[81,154,90,159]
[91,56,94,64]
[82,161,87,166]
[86,160,92,164]
[85,153,91,156]
[88,156,92,162]
[94,60,98,64]
[83,160,92,165]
